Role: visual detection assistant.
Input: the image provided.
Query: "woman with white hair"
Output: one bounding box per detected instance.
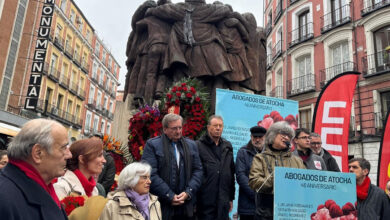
[99,162,161,220]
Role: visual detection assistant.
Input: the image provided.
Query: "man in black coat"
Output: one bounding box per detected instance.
[196,115,235,220]
[0,119,72,220]
[142,113,203,220]
[236,126,266,220]
[310,132,340,172]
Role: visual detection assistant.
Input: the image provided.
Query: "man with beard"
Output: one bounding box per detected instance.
[236,126,267,220]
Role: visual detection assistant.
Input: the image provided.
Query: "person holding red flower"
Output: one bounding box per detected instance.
[348,158,390,219]
[54,138,106,199]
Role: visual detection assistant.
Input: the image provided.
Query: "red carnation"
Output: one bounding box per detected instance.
[167,93,172,100]
[195,97,201,102]
[177,87,182,91]
[181,82,187,86]
[172,86,177,92]
[175,99,180,105]
[183,86,188,91]
[186,93,192,98]
[176,92,181,97]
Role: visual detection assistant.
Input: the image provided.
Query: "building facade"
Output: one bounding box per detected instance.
[265,0,390,182]
[0,0,120,142]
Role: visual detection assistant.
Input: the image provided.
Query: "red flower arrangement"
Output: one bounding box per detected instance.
[311,200,357,219]
[61,196,86,216]
[128,105,162,161]
[258,110,298,130]
[162,78,210,139]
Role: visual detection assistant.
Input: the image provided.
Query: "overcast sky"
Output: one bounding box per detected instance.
[74,0,263,89]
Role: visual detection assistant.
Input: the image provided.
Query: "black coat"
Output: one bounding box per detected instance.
[236,142,258,215]
[322,149,340,172]
[0,163,68,220]
[98,151,116,193]
[196,134,235,220]
[357,184,390,219]
[142,135,203,220]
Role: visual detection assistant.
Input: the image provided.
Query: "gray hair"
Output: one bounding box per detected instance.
[7,119,62,160]
[118,161,152,190]
[310,132,320,138]
[162,113,183,128]
[208,115,223,125]
[264,121,295,147]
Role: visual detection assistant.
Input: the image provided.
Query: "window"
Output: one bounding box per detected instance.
[102,50,106,62]
[89,86,95,100]
[75,105,80,118]
[71,70,77,83]
[80,77,84,90]
[85,111,92,130]
[106,123,111,135]
[109,101,113,112]
[93,116,99,133]
[330,41,350,78]
[45,88,53,104]
[62,63,68,78]
[298,11,309,40]
[70,10,75,23]
[297,55,311,77]
[86,29,90,42]
[104,96,108,109]
[60,0,67,12]
[299,108,312,129]
[92,62,97,78]
[57,94,64,110]
[97,92,102,107]
[95,41,100,55]
[50,54,58,75]
[66,100,73,113]
[374,25,390,71]
[330,0,348,25]
[381,91,390,122]
[100,120,105,133]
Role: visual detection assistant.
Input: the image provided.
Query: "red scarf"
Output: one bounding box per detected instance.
[357,176,370,200]
[9,159,61,208]
[73,169,96,197]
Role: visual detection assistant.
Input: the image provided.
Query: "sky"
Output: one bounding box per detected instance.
[74,0,263,90]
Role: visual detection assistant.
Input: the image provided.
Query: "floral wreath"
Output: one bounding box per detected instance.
[128,78,209,161]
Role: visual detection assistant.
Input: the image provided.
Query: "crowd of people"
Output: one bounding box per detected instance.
[0,116,390,219]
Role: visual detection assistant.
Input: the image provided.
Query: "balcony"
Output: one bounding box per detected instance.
[91,73,98,84]
[289,0,300,6]
[64,43,73,59]
[104,83,110,93]
[99,79,104,88]
[110,90,116,98]
[96,104,102,112]
[319,61,356,87]
[87,98,96,108]
[102,109,109,117]
[73,117,83,128]
[270,86,283,98]
[361,0,390,16]
[288,22,314,48]
[53,35,64,50]
[73,52,82,67]
[287,73,315,96]
[272,40,283,61]
[48,66,60,82]
[321,4,351,33]
[77,87,85,100]
[59,74,69,89]
[81,60,89,74]
[265,21,272,37]
[69,81,78,95]
[362,50,390,77]
[267,54,273,70]
[274,1,283,24]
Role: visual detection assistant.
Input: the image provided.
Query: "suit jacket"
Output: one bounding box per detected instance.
[0,163,68,220]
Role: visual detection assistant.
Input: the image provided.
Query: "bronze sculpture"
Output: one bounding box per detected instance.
[124,0,266,109]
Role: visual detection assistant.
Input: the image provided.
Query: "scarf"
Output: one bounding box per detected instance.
[357,176,370,200]
[125,189,150,220]
[73,169,96,197]
[9,159,61,208]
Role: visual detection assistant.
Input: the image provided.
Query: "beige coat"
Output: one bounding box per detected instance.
[99,190,161,220]
[54,170,99,200]
[248,146,306,194]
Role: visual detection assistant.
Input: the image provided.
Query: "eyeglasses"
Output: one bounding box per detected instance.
[168,126,182,131]
[140,175,151,180]
[297,136,311,140]
[278,133,290,139]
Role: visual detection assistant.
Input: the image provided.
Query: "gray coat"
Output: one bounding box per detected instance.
[292,148,327,170]
[357,184,390,219]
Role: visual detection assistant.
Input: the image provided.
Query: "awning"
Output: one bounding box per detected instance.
[0,122,20,136]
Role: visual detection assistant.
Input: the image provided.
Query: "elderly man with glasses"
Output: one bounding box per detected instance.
[249,121,306,220]
[310,132,340,172]
[142,113,203,220]
[292,128,327,171]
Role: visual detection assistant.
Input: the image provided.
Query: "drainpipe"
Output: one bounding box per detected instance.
[351,0,364,157]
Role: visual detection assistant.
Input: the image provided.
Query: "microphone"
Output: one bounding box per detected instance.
[284,141,291,148]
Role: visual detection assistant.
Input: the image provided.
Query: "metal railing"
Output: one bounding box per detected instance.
[319,61,356,87]
[361,0,390,16]
[77,87,85,100]
[53,35,64,50]
[73,52,81,67]
[91,73,98,84]
[272,40,283,60]
[59,74,69,88]
[64,43,73,58]
[81,60,89,73]
[288,22,314,48]
[287,73,315,96]
[321,4,351,33]
[69,81,78,95]
[270,86,283,98]
[362,50,390,76]
[266,54,273,70]
[289,0,300,6]
[87,98,96,108]
[274,0,283,24]
[48,66,60,81]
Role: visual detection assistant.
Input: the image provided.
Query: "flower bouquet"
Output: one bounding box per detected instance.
[61,195,86,216]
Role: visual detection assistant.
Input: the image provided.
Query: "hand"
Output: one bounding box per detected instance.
[176,192,189,202]
[229,201,233,212]
[171,194,186,206]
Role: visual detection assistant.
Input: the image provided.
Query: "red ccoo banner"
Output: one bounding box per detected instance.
[378,111,390,189]
[312,71,360,172]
